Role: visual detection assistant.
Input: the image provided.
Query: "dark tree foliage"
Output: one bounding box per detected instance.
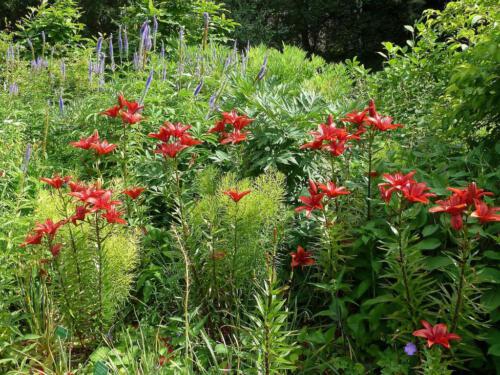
[224,0,445,68]
[1,0,444,67]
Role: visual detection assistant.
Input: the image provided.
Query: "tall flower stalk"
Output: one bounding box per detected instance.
[379,171,436,328]
[149,121,201,361]
[429,182,498,331]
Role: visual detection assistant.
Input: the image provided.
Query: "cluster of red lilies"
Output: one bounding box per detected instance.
[291,179,350,268]
[149,121,201,158]
[20,174,145,257]
[102,94,144,125]
[208,109,254,145]
[70,130,116,155]
[301,100,402,157]
[379,171,436,204]
[295,179,350,218]
[430,182,499,230]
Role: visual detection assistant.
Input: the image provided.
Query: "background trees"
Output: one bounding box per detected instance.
[1,0,444,67]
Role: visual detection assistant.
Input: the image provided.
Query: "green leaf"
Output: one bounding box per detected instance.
[423,256,453,271]
[362,295,394,307]
[422,224,439,237]
[477,268,500,284]
[55,326,69,340]
[482,287,500,311]
[94,361,108,375]
[484,250,500,260]
[214,343,228,354]
[488,344,500,357]
[404,25,414,33]
[414,238,441,250]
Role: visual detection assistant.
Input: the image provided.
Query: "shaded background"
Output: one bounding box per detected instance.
[0,0,445,68]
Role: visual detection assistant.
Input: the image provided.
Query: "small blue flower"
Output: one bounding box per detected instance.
[404,342,417,356]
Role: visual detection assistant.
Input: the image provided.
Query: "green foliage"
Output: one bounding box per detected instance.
[120,0,238,45]
[0,0,499,373]
[244,283,298,373]
[31,190,139,341]
[188,169,288,309]
[15,0,85,55]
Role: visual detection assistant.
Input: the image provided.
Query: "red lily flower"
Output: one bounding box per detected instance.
[402,182,436,204]
[378,171,417,202]
[86,191,121,212]
[208,119,226,134]
[222,110,239,125]
[233,115,254,130]
[166,122,192,138]
[324,139,347,156]
[20,232,44,247]
[118,94,144,114]
[447,182,494,206]
[429,194,468,230]
[342,110,368,126]
[295,180,324,218]
[224,189,251,203]
[367,114,403,132]
[412,320,461,349]
[155,142,188,158]
[101,105,121,118]
[102,209,127,224]
[290,245,315,269]
[124,101,143,114]
[180,134,202,146]
[68,181,86,193]
[318,181,351,198]
[148,127,172,142]
[90,140,117,155]
[40,174,72,189]
[70,130,100,150]
[121,110,143,125]
[50,243,63,257]
[70,206,90,224]
[220,130,249,145]
[122,187,145,200]
[69,185,106,203]
[34,219,66,239]
[300,139,323,150]
[471,199,500,224]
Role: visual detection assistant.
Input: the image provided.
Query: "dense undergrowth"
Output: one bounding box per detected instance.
[0,0,499,373]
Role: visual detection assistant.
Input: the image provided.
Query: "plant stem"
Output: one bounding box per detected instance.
[171,158,192,363]
[94,212,104,333]
[121,124,129,186]
[321,210,337,276]
[396,196,415,327]
[366,131,374,221]
[451,224,470,332]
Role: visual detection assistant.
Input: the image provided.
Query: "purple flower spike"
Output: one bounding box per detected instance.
[193,79,203,96]
[123,28,129,57]
[9,83,19,96]
[153,16,158,37]
[60,60,66,79]
[96,36,103,57]
[22,143,32,173]
[59,94,64,115]
[404,342,417,356]
[256,54,268,81]
[140,69,154,104]
[109,34,115,71]
[209,93,217,110]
